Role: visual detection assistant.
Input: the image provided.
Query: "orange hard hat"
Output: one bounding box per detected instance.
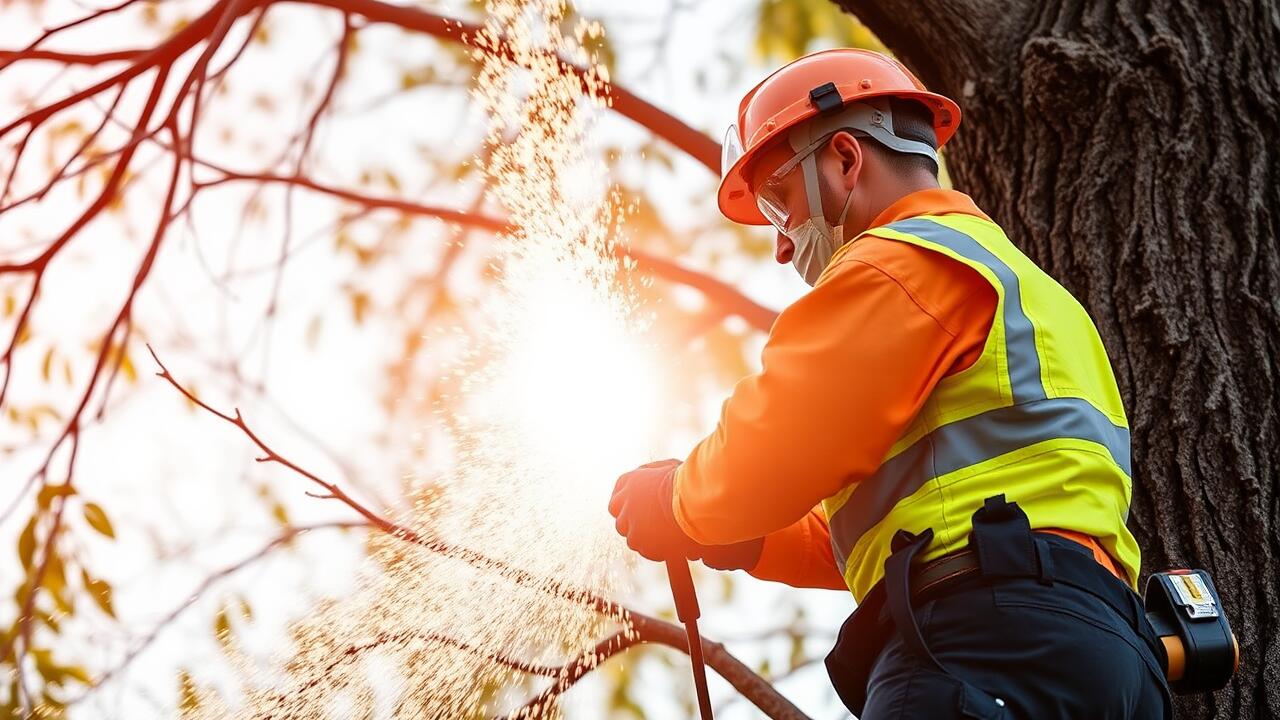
[718,49,962,225]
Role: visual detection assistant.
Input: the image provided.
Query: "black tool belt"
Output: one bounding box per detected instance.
[825,494,1167,716]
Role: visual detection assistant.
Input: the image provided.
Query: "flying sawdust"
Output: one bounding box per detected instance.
[184,1,666,717]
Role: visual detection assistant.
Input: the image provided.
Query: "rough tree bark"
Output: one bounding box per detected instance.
[830,1,1279,717]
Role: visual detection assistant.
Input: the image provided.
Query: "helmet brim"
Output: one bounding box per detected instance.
[716,88,961,227]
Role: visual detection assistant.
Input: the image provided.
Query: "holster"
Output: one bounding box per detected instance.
[825,494,1168,716]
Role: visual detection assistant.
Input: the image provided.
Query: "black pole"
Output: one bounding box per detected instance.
[666,559,714,720]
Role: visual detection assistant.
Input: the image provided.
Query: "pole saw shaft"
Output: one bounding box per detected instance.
[666,559,714,720]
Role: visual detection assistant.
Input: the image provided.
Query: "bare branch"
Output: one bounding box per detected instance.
[147,347,809,719]
[289,0,721,172]
[191,168,776,330]
[68,521,369,705]
[147,345,622,617]
[507,611,811,720]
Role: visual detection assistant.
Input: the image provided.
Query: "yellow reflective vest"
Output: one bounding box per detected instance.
[821,213,1140,601]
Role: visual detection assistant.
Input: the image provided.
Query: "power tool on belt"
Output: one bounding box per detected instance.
[1145,568,1239,693]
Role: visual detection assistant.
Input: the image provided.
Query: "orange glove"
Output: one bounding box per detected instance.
[609,460,692,562]
[609,460,763,570]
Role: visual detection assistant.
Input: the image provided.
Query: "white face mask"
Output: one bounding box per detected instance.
[788,181,855,286]
[757,139,858,286]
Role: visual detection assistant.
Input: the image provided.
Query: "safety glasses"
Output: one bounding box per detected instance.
[754,133,835,234]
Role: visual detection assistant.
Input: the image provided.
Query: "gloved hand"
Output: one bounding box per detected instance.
[609,459,766,571]
[609,459,691,562]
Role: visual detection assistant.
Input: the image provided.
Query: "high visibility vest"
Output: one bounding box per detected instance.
[821,213,1140,602]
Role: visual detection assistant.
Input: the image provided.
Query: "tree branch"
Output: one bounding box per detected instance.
[188,167,777,330]
[67,521,370,706]
[147,344,621,617]
[147,347,809,719]
[289,0,721,173]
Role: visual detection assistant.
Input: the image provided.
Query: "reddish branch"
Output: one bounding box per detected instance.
[147,345,622,618]
[294,0,721,173]
[0,1,780,713]
[0,0,720,172]
[149,348,809,720]
[67,520,369,706]
[194,169,777,330]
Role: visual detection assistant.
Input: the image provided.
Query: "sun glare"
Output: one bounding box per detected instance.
[222,3,671,715]
[484,275,667,492]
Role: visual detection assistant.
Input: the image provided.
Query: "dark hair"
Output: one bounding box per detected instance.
[856,99,940,178]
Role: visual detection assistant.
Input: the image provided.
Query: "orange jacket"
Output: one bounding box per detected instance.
[673,189,1119,589]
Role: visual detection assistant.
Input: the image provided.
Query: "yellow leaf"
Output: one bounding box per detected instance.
[271,502,289,527]
[214,608,232,650]
[83,502,115,539]
[36,610,61,634]
[179,670,200,711]
[41,347,53,382]
[43,551,67,595]
[18,516,36,569]
[61,665,91,685]
[349,292,370,325]
[87,578,115,618]
[119,352,136,383]
[37,483,75,510]
[29,405,61,428]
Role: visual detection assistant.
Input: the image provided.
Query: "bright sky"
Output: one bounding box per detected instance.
[0,1,855,717]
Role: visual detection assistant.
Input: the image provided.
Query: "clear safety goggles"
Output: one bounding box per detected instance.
[722,100,940,234]
[754,133,836,235]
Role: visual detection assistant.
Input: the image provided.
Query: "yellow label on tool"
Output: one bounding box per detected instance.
[1177,575,1205,602]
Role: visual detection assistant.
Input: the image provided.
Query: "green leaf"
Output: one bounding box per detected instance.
[82,502,115,539]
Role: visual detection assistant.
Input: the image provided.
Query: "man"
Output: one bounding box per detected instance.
[609,49,1171,718]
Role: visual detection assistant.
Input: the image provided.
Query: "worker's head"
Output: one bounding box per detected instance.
[744,99,941,276]
[719,49,961,285]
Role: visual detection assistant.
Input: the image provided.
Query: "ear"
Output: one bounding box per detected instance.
[828,130,863,188]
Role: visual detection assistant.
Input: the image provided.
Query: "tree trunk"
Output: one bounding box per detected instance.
[830,1,1280,717]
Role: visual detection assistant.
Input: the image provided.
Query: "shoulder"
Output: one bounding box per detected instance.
[821,233,997,336]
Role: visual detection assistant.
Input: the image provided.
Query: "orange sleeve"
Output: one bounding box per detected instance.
[672,239,996,575]
[748,507,847,590]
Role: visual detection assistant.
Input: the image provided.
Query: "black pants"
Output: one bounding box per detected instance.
[860,539,1171,719]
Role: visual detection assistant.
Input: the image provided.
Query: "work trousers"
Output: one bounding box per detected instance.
[827,495,1173,719]
[860,563,1172,718]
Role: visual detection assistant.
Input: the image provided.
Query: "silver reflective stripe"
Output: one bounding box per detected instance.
[886,218,1046,404]
[831,397,1132,573]
[829,217,1130,575]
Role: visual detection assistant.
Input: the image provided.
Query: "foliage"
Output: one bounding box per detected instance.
[755,0,884,61]
[0,0,866,717]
